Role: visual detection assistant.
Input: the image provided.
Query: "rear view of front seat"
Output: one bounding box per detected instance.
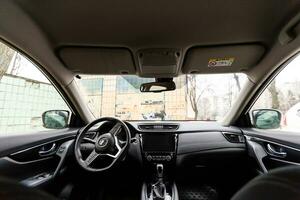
[232,166,300,200]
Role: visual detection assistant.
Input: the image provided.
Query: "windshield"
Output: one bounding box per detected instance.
[76,74,246,121]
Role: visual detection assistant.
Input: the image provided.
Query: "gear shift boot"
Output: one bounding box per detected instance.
[141,164,178,200]
[152,181,166,199]
[147,164,172,200]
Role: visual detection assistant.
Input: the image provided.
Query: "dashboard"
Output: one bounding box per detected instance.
[125,121,246,167]
[0,120,247,186]
[1,120,300,189]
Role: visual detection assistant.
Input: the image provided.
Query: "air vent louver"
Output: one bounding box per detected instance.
[138,124,179,131]
[222,132,245,143]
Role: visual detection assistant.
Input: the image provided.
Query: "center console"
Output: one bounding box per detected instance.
[139,132,179,200]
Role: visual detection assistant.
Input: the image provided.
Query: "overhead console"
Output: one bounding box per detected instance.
[137,48,182,78]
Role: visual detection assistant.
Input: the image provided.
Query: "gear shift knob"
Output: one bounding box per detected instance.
[157,164,163,179]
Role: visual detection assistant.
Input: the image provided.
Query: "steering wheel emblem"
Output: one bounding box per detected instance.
[98,138,108,147]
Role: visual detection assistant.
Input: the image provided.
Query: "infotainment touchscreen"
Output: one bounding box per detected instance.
[142,134,175,152]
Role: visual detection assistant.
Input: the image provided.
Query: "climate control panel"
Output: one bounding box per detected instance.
[144,152,175,162]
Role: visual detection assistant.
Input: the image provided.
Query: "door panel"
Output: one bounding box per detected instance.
[0,129,78,187]
[0,157,60,182]
[243,128,300,173]
[0,128,78,157]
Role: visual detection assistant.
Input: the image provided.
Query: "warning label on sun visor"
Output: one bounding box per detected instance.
[208,57,235,67]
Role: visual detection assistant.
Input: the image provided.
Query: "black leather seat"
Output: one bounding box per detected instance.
[232,166,300,200]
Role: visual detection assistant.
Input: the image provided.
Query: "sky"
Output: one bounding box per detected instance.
[276,54,300,85]
[7,52,49,83]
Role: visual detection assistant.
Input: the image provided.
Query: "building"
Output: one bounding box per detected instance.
[80,75,188,120]
[0,74,69,134]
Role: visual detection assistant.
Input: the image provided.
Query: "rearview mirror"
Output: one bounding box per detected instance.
[252,109,282,129]
[140,81,176,93]
[42,110,70,129]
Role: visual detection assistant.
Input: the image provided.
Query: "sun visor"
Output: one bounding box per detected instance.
[59,47,135,74]
[182,44,265,74]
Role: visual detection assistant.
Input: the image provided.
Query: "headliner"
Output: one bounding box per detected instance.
[2,0,300,124]
[16,0,300,49]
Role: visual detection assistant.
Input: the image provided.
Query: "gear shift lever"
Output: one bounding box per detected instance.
[151,164,166,199]
[157,164,164,179]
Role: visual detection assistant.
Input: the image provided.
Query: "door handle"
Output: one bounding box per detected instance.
[267,144,287,158]
[38,143,56,157]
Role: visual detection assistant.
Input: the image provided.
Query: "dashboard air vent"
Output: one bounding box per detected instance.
[138,124,179,131]
[222,132,245,143]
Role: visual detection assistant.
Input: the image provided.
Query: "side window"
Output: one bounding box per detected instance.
[0,41,70,134]
[252,54,300,132]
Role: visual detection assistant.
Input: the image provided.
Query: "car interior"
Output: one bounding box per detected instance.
[1,0,300,200]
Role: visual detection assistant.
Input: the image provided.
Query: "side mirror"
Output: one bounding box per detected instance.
[140,81,176,93]
[252,109,282,129]
[42,110,70,129]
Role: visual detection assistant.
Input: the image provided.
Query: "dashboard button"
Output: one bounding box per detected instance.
[146,155,152,161]
[166,155,172,161]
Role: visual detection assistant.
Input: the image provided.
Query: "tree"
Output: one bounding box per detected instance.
[233,73,241,91]
[268,80,280,109]
[187,75,198,119]
[0,43,14,79]
[187,75,213,120]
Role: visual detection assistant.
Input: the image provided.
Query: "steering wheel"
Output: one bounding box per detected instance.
[74,117,131,172]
